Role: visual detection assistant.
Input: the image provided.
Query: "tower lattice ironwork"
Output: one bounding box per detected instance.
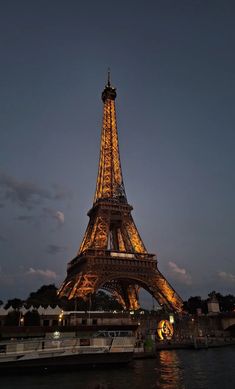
[58,75,183,312]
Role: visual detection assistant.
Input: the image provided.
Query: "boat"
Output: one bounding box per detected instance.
[0,331,136,372]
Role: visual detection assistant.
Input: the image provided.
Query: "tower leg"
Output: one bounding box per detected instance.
[126,285,140,310]
[108,282,140,310]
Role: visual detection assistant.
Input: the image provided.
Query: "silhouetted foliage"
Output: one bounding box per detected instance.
[60,291,123,311]
[4,311,20,326]
[183,296,208,314]
[90,291,123,311]
[24,284,122,311]
[208,291,235,312]
[4,298,24,310]
[184,291,235,314]
[58,296,76,311]
[25,284,60,308]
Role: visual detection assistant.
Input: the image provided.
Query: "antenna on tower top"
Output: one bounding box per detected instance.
[102,68,116,102]
[107,67,111,86]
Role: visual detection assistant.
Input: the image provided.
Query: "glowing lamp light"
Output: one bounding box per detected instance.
[58,311,64,322]
[157,320,174,341]
[19,317,24,326]
[53,331,61,340]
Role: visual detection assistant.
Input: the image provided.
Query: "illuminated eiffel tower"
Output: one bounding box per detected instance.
[58,74,183,312]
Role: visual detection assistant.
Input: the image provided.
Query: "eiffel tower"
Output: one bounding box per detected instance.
[58,74,183,312]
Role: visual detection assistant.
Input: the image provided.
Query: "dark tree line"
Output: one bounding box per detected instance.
[183,291,235,314]
[2,285,235,317]
[1,285,124,326]
[2,284,123,312]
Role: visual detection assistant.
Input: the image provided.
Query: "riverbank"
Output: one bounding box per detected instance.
[134,336,235,358]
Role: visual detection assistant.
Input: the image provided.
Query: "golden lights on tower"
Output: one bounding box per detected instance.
[58,75,183,313]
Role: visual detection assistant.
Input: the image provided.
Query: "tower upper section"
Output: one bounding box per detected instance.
[94,76,127,203]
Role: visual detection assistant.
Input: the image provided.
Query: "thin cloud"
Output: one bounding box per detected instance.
[46,244,67,255]
[16,215,35,222]
[168,261,192,285]
[0,170,69,209]
[56,211,64,224]
[26,268,57,280]
[15,210,65,226]
[42,207,65,225]
[52,185,71,200]
[0,267,58,288]
[0,170,50,208]
[218,271,235,283]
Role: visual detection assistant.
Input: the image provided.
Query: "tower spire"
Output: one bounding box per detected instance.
[95,74,126,202]
[107,67,111,87]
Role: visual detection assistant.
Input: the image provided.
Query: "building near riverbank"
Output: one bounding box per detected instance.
[0,306,235,342]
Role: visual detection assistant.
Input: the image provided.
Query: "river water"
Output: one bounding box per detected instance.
[1,348,235,389]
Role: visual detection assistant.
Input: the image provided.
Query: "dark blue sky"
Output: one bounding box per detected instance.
[0,1,235,305]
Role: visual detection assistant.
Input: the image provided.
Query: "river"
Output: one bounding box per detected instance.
[1,347,235,389]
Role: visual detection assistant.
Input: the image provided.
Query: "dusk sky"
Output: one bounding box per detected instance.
[0,1,235,306]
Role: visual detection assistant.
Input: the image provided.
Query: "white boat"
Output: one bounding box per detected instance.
[0,332,136,372]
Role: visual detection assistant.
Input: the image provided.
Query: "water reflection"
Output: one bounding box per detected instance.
[0,348,234,389]
[155,350,185,389]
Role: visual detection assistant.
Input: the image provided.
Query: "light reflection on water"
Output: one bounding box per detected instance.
[1,348,235,389]
[155,350,184,389]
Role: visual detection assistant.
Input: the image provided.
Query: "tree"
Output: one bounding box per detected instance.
[25,284,123,311]
[4,311,20,326]
[89,291,123,311]
[59,296,77,311]
[25,284,60,308]
[183,296,207,314]
[60,291,123,311]
[4,298,24,310]
[208,291,235,312]
[222,294,235,312]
